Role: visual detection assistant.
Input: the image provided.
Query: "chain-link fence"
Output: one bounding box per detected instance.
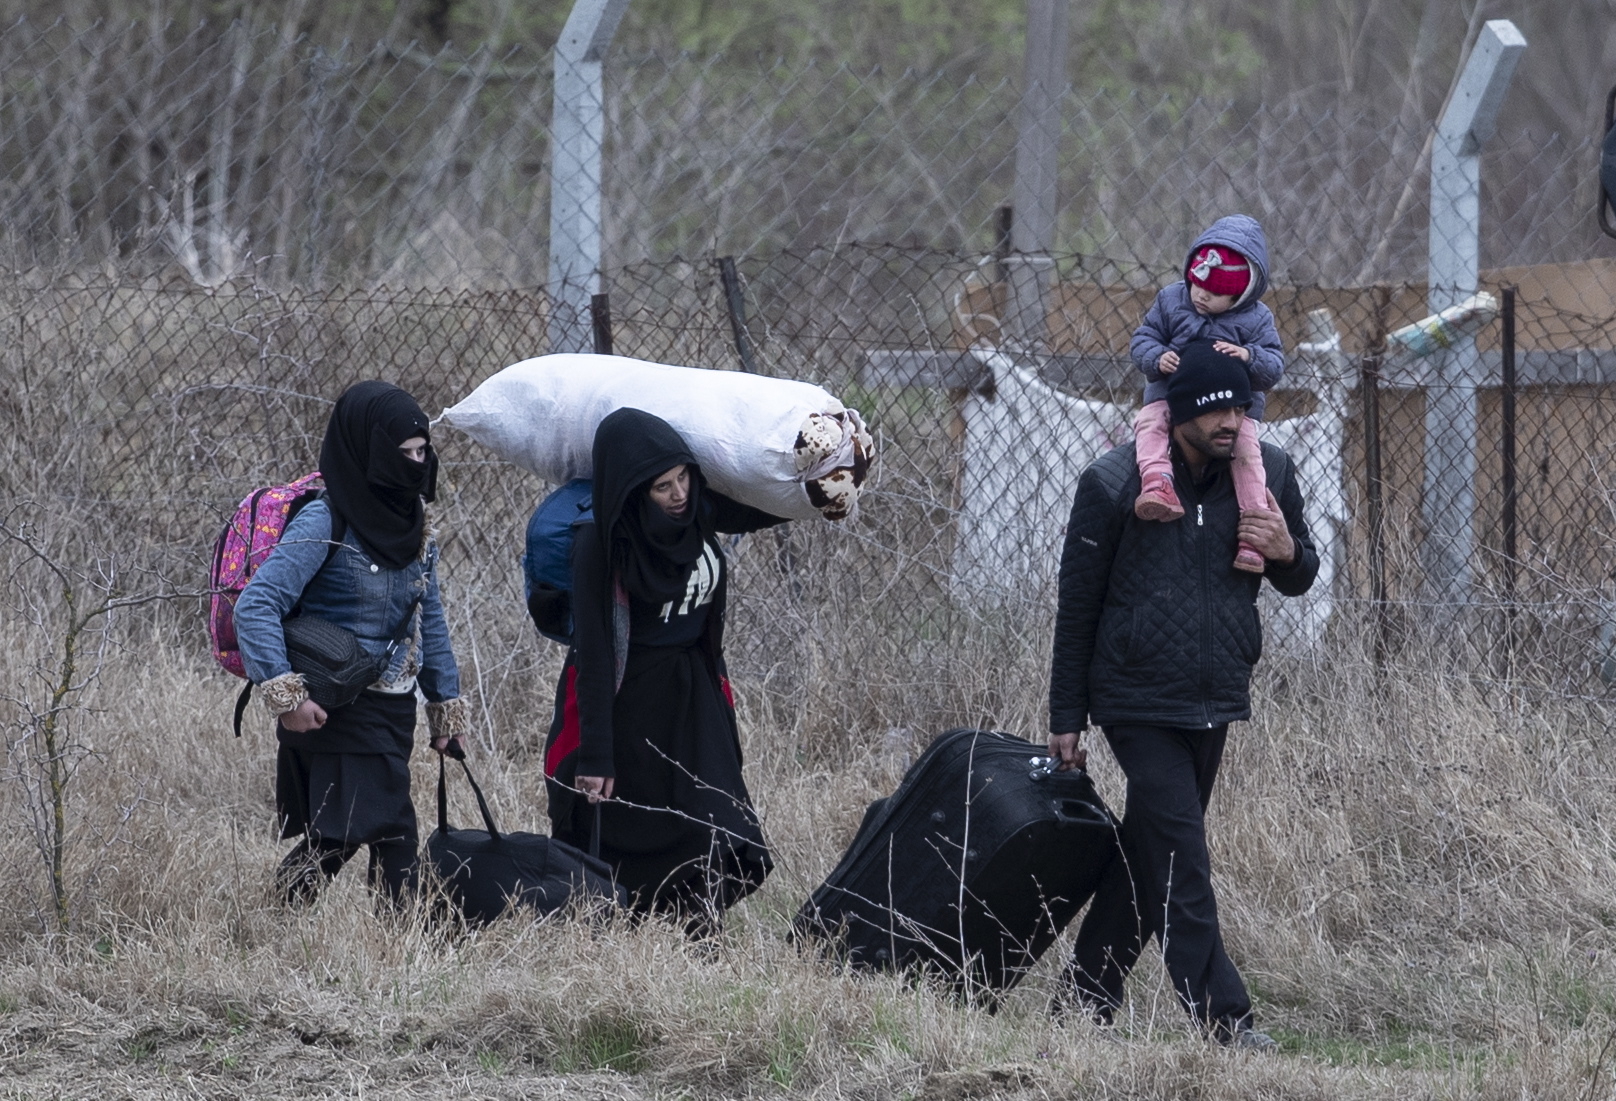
[6,248,1616,752]
[4,19,1616,757]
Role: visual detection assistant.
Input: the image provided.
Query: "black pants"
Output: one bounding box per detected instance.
[278,835,417,905]
[275,692,420,907]
[1062,724,1251,1033]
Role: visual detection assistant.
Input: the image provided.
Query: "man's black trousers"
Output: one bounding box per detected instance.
[1063,724,1252,1033]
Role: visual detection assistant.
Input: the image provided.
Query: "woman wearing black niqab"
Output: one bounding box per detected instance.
[541,408,785,935]
[319,379,439,569]
[234,381,468,907]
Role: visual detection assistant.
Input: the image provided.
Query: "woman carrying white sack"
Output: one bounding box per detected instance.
[541,408,787,938]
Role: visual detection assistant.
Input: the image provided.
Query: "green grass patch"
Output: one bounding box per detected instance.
[123,1032,160,1063]
[767,1015,812,1088]
[1543,960,1616,1028]
[853,998,918,1057]
[554,1011,657,1074]
[1271,1027,1493,1070]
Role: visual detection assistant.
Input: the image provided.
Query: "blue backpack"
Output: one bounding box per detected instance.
[523,478,594,644]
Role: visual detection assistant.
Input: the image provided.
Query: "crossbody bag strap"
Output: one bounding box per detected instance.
[383,594,424,653]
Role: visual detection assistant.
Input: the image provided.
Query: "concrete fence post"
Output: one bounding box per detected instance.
[548,0,631,354]
[1421,18,1526,613]
[1004,0,1068,351]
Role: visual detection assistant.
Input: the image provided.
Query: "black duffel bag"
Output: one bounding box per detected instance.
[427,756,626,924]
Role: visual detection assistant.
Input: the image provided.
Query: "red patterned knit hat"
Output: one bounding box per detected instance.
[1186,246,1251,297]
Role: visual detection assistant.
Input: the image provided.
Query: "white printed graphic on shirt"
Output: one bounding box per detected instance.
[661,542,721,622]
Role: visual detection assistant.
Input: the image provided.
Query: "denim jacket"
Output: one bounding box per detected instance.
[234,499,460,702]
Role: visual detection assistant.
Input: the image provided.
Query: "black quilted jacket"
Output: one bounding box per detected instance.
[1049,441,1319,733]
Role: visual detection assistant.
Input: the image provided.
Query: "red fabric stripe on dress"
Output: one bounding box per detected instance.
[544,664,582,777]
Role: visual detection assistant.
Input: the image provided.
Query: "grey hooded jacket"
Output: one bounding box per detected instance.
[1130,214,1284,421]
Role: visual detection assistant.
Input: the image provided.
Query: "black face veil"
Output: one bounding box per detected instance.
[590,408,709,604]
[319,381,438,570]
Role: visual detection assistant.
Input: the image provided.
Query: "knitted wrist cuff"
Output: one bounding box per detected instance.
[259,672,309,717]
[426,696,469,742]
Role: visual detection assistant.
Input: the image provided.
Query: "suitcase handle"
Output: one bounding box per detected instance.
[437,755,502,841]
[1029,755,1081,781]
[1051,797,1111,829]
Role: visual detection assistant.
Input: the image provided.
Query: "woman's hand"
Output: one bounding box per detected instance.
[280,699,328,732]
[576,775,615,803]
[431,735,465,759]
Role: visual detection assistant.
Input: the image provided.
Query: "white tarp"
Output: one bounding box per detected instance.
[440,354,872,522]
[1256,377,1348,651]
[954,349,1132,588]
[955,347,1347,651]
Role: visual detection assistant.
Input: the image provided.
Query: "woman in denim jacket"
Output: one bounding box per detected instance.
[235,381,467,906]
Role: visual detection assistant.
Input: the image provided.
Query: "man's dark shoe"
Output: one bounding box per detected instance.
[1227,1026,1278,1053]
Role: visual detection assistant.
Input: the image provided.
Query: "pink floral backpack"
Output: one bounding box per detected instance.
[208,472,326,679]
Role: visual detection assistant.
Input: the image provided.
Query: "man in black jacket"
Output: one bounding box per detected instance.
[1047,339,1319,1048]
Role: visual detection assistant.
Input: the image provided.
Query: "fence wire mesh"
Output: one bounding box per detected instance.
[7,248,1616,753]
[3,20,1616,755]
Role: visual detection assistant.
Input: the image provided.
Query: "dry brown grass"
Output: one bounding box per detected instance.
[3,613,1616,1098]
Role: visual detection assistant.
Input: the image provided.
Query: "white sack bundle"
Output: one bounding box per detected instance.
[441,353,874,521]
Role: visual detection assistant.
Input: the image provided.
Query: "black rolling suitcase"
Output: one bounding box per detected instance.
[427,756,628,925]
[795,727,1119,992]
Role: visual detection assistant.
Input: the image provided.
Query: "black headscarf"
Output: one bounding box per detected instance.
[319,381,438,570]
[591,408,710,603]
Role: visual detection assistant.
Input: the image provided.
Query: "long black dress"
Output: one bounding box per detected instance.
[541,409,781,926]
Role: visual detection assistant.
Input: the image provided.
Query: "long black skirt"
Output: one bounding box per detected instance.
[276,690,418,847]
[546,644,772,916]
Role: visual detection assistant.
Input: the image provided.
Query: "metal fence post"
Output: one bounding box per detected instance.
[590,292,614,355]
[548,0,631,354]
[993,205,1013,287]
[1500,284,1518,629]
[1362,346,1387,669]
[1421,19,1526,614]
[717,256,758,374]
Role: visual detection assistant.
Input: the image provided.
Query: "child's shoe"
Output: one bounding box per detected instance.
[1233,543,1265,573]
[1134,473,1184,521]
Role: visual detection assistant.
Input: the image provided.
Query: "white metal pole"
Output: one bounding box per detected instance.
[548,0,631,354]
[1421,19,1525,611]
